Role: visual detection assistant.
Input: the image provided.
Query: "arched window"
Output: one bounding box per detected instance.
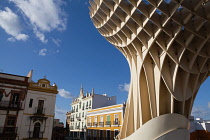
[33,122,41,138]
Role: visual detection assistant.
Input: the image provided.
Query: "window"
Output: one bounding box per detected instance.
[114,114,119,125]
[99,116,104,126]
[42,84,45,87]
[37,100,44,114]
[11,93,20,107]
[106,115,111,125]
[106,130,110,140]
[88,129,92,136]
[6,116,16,126]
[100,116,103,122]
[88,117,92,126]
[82,103,84,110]
[82,112,84,117]
[99,130,103,138]
[29,99,33,108]
[114,130,119,138]
[93,130,97,137]
[94,116,97,122]
[5,116,16,133]
[79,102,81,108]
[89,101,91,106]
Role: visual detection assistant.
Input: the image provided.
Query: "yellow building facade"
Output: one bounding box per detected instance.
[86,104,125,140]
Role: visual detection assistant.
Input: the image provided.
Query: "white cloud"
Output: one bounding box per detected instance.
[11,0,67,43]
[34,29,48,43]
[119,83,130,92]
[39,48,47,56]
[58,89,73,99]
[7,37,16,42]
[191,106,210,119]
[52,38,61,46]
[0,7,28,41]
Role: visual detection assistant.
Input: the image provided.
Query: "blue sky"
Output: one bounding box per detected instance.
[0,0,209,124]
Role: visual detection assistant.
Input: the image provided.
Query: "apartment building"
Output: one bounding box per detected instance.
[68,87,116,140]
[0,72,29,139]
[190,116,210,139]
[0,71,58,140]
[86,104,126,140]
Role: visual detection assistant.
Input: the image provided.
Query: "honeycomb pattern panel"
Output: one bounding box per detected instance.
[89,0,210,139]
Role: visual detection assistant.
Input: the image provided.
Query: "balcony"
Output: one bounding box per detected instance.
[113,121,120,126]
[34,107,45,115]
[105,121,111,126]
[28,131,44,139]
[93,122,97,127]
[70,126,74,130]
[76,126,80,129]
[0,127,18,138]
[76,117,81,121]
[0,101,22,110]
[99,122,104,127]
[87,123,92,127]
[70,118,74,122]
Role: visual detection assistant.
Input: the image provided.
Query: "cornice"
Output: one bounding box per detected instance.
[0,77,29,86]
[28,86,58,94]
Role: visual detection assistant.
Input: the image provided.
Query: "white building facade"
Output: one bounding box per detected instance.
[68,87,116,139]
[190,116,210,133]
[0,71,58,140]
[189,116,210,139]
[0,72,29,140]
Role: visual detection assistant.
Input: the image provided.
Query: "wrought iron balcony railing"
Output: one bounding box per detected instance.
[0,101,22,110]
[0,127,18,138]
[93,122,97,127]
[70,126,74,130]
[87,123,92,127]
[28,131,44,139]
[76,117,81,121]
[98,122,104,127]
[34,107,45,115]
[105,121,111,126]
[113,121,120,126]
[0,127,18,134]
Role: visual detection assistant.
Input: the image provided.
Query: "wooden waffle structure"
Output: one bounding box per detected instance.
[89,0,210,139]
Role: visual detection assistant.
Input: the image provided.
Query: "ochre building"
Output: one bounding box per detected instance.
[86,104,125,140]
